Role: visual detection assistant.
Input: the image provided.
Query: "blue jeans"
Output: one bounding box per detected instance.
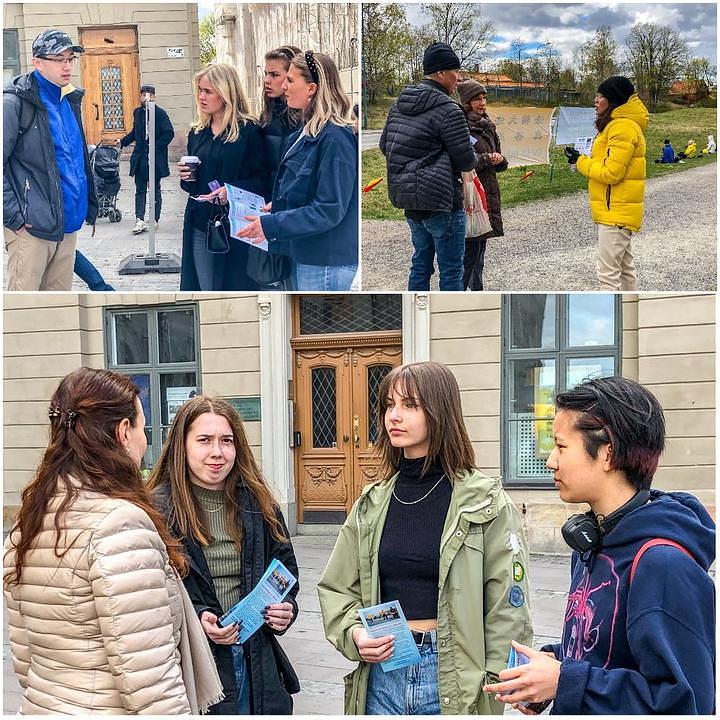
[74,251,115,291]
[231,644,251,714]
[366,631,440,715]
[406,209,466,291]
[293,262,357,291]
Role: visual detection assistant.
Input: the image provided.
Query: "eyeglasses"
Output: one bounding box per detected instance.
[40,56,79,66]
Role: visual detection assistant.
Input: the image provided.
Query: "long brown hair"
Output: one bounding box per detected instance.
[259,45,302,127]
[374,362,476,482]
[595,102,619,133]
[5,368,187,587]
[146,396,286,549]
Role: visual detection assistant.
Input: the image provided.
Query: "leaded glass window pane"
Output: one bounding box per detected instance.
[100,65,124,131]
[300,295,402,335]
[312,367,337,448]
[368,364,392,444]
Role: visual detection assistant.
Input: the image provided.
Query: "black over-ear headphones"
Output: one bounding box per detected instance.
[561,490,650,554]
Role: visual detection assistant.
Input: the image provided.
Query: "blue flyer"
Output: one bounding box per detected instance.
[218,558,296,644]
[358,600,421,673]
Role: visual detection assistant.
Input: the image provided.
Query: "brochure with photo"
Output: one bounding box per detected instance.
[218,558,297,643]
[358,600,421,673]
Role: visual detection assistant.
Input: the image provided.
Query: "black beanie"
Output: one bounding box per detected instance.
[423,42,461,75]
[597,76,635,107]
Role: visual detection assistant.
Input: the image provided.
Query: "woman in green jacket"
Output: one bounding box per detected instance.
[317,361,533,715]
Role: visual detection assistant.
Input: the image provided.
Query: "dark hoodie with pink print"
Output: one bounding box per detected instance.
[544,490,715,714]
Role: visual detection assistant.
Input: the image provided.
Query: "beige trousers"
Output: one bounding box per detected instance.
[596,224,637,291]
[4,226,77,291]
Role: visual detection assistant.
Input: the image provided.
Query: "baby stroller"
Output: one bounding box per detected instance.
[89,143,122,223]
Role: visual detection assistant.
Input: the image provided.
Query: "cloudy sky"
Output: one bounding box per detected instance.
[404,3,717,69]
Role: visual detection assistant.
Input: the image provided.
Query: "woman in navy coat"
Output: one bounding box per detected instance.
[237,51,358,291]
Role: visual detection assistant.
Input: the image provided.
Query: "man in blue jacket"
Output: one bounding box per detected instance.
[3,29,98,291]
[380,42,476,292]
[485,376,715,714]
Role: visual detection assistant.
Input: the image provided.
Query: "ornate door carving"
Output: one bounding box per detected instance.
[294,344,402,523]
[79,27,139,145]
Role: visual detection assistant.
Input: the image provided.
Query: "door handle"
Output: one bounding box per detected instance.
[353,415,360,447]
[343,434,350,442]
[93,102,99,121]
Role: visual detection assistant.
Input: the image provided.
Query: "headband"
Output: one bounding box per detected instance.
[277,47,296,62]
[305,51,320,84]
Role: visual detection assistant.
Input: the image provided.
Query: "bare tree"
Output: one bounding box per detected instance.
[624,23,689,111]
[420,3,494,70]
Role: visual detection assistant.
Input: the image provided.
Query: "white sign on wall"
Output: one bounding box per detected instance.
[167,47,185,58]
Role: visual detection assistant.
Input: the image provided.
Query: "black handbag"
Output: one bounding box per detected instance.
[246,245,292,285]
[205,198,230,254]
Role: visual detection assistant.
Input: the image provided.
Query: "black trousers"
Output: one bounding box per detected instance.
[463,237,488,291]
[134,175,163,221]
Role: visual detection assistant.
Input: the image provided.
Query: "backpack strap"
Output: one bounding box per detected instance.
[630,538,694,585]
[16,97,36,136]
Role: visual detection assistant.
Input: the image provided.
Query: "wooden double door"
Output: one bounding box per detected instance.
[79,27,140,145]
[294,342,402,523]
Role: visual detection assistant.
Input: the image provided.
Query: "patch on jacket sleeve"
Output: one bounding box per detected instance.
[512,561,525,583]
[508,531,521,555]
[508,586,525,607]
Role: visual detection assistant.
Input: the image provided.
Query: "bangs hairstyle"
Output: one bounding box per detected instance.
[5,368,186,587]
[291,51,352,137]
[146,396,287,549]
[554,376,665,491]
[192,63,255,143]
[374,362,476,482]
[259,44,302,127]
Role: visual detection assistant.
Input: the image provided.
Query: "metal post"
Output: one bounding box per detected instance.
[147,100,156,256]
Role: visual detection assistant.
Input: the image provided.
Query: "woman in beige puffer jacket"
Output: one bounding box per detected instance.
[3,368,192,715]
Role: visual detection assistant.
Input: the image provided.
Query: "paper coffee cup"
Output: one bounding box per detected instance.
[181,155,201,181]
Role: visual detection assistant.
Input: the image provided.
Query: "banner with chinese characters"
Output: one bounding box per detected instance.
[486,106,554,167]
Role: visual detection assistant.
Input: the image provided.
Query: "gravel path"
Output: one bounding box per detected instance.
[361,163,717,291]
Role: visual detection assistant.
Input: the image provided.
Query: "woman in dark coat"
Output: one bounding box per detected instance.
[258,45,303,182]
[147,396,300,715]
[458,80,507,291]
[178,64,271,291]
[236,51,358,291]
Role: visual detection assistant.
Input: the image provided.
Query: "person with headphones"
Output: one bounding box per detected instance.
[484,376,715,715]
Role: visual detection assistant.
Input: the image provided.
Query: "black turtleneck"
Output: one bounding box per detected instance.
[378,455,453,620]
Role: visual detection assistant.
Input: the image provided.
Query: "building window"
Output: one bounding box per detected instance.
[502,294,621,486]
[105,305,200,466]
[3,30,21,83]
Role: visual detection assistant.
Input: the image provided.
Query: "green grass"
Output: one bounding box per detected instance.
[362,107,717,220]
[365,96,397,130]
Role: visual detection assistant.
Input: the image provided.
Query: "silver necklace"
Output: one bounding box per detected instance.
[392,474,446,505]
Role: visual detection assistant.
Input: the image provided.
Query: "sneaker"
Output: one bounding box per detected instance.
[132,219,148,234]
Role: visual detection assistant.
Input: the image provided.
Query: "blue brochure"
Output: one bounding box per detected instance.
[507,644,552,713]
[218,558,296,643]
[358,600,421,673]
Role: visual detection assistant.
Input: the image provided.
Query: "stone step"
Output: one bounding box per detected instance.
[296,523,342,539]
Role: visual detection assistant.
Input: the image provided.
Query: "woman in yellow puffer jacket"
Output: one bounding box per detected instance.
[566,76,649,291]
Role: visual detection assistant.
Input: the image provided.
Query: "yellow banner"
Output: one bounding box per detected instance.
[480,106,554,167]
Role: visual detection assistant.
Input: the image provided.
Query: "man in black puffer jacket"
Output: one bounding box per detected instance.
[380,42,476,291]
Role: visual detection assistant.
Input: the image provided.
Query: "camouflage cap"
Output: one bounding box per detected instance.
[32,29,85,58]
